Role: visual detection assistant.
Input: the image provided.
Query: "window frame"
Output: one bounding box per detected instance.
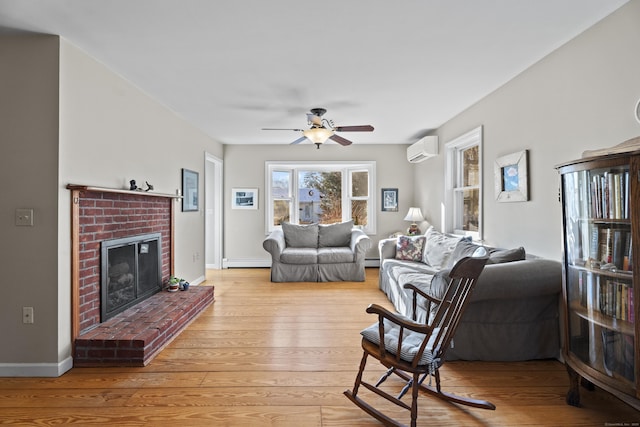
[265,161,376,234]
[444,126,483,241]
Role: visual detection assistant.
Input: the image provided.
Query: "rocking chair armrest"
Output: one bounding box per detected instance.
[403,283,442,305]
[365,304,430,334]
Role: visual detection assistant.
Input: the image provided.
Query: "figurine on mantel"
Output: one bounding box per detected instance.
[128,179,154,192]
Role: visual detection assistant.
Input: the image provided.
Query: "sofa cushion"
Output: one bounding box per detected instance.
[282,222,319,248]
[446,240,488,269]
[318,220,353,247]
[422,229,463,269]
[280,248,318,264]
[396,235,426,261]
[317,247,354,263]
[488,247,526,264]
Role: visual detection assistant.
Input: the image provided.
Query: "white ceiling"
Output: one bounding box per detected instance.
[0,0,629,145]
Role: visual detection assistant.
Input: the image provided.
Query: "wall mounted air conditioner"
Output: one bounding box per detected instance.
[407,136,438,163]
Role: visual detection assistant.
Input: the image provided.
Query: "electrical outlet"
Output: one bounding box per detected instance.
[15,208,34,226]
[23,307,34,324]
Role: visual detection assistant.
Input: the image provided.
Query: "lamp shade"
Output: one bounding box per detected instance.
[403,207,424,223]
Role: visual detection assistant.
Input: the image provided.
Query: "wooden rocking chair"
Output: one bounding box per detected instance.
[344,256,495,427]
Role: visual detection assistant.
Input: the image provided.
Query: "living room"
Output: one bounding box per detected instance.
[1,0,639,395]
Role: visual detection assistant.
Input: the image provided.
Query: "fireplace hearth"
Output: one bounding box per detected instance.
[101,232,162,321]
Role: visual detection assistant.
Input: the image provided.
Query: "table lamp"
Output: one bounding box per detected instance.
[404,207,424,235]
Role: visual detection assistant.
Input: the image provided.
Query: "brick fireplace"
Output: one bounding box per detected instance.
[67,185,214,366]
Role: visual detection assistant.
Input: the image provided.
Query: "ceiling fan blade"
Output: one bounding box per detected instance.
[262,128,305,131]
[334,125,374,132]
[291,136,308,145]
[330,134,353,146]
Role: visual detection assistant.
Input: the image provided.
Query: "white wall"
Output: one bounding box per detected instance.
[223,144,412,264]
[416,1,640,260]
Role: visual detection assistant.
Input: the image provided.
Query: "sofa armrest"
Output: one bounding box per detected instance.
[472,258,562,302]
[378,237,397,260]
[263,229,286,262]
[350,228,371,262]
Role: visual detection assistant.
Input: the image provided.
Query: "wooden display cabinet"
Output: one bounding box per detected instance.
[556,137,640,411]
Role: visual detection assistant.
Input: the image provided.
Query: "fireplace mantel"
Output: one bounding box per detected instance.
[67,184,182,200]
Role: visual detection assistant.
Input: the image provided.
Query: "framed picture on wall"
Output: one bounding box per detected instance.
[494,150,528,202]
[182,168,199,212]
[381,188,398,212]
[232,188,258,209]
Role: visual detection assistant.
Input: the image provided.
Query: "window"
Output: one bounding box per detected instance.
[266,162,376,234]
[445,127,482,240]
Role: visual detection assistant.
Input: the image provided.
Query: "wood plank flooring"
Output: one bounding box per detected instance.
[1,268,638,426]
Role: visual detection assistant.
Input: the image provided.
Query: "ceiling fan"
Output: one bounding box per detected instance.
[262,108,374,149]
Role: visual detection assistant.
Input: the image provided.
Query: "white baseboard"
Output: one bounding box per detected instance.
[0,356,73,377]
[189,275,206,286]
[221,258,381,268]
[222,258,271,268]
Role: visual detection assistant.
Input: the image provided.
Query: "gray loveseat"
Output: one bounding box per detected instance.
[379,228,562,361]
[263,221,371,282]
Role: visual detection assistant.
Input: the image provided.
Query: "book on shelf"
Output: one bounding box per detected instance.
[598,279,634,321]
[589,170,629,219]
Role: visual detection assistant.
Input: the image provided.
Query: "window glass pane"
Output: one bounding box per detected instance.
[272,170,290,197]
[462,188,479,232]
[351,200,368,226]
[300,170,342,224]
[273,200,290,226]
[351,171,368,197]
[463,146,479,187]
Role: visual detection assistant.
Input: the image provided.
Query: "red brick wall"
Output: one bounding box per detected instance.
[77,190,172,334]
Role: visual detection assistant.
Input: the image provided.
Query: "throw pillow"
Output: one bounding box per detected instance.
[446,240,485,269]
[282,222,319,248]
[318,220,353,247]
[395,235,426,261]
[422,228,463,269]
[487,247,526,264]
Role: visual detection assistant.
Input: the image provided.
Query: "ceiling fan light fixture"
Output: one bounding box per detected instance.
[303,127,333,145]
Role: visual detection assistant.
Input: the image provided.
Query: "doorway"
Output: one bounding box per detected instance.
[205,153,223,269]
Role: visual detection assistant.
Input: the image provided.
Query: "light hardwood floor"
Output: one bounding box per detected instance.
[1,268,638,426]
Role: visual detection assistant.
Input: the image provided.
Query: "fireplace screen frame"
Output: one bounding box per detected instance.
[100,232,163,321]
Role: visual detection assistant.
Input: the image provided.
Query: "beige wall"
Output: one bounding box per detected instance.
[416,1,640,260]
[0,35,60,369]
[0,35,224,375]
[223,144,413,263]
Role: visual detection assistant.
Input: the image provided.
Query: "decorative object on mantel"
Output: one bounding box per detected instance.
[403,207,424,235]
[144,181,154,192]
[494,150,529,202]
[581,135,640,159]
[129,180,138,191]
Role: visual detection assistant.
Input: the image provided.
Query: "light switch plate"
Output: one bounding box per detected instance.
[15,208,34,226]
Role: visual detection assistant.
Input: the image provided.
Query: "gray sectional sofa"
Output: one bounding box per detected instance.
[379,228,563,361]
[263,221,371,282]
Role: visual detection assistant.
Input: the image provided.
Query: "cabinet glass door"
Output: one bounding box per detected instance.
[563,165,635,385]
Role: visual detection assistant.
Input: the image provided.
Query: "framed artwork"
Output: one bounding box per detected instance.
[494,150,528,202]
[232,188,258,209]
[181,168,199,212]
[381,188,398,212]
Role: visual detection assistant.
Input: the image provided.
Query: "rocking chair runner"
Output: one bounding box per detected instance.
[344,256,495,427]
